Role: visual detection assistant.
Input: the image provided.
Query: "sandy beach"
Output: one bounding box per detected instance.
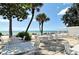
[31,35,79,46]
[0,35,79,45]
[0,34,79,55]
[0,36,9,43]
[62,37,79,46]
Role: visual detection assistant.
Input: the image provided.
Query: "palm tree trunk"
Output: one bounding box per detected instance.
[9,19,12,38]
[39,22,41,35]
[26,8,35,32]
[41,22,43,35]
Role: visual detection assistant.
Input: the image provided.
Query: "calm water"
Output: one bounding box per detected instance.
[0,31,68,35]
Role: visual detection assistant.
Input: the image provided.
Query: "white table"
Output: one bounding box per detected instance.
[1,42,36,55]
[38,35,51,40]
[38,35,51,43]
[71,44,79,54]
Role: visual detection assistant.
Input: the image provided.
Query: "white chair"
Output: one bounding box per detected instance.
[0,37,7,53]
[48,34,53,40]
[23,36,26,41]
[34,37,40,48]
[38,35,49,43]
[8,36,23,44]
[25,37,40,55]
[63,42,75,55]
[0,37,6,46]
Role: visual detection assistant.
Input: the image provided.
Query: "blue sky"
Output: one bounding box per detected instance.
[0,3,72,31]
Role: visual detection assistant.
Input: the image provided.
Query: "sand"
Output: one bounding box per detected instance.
[62,37,79,46]
[31,35,79,55]
[0,36,9,43]
[0,35,79,55]
[32,35,79,46]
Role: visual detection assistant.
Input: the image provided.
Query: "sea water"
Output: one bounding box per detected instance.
[0,31,68,36]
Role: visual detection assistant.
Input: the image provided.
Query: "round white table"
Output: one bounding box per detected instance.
[1,42,36,55]
[71,44,79,55]
[38,35,51,43]
[38,35,51,40]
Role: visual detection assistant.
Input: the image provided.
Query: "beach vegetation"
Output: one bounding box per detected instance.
[36,13,50,35]
[25,3,43,32]
[0,3,29,38]
[16,31,31,41]
[62,3,79,27]
[0,32,2,36]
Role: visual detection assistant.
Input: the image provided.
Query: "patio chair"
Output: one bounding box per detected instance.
[63,42,75,55]
[0,37,6,46]
[0,37,7,53]
[48,34,53,40]
[24,37,40,55]
[23,36,26,41]
[8,36,23,44]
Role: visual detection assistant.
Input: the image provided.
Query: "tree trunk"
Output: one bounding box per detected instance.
[9,19,12,38]
[39,22,41,35]
[26,9,35,32]
[41,22,43,35]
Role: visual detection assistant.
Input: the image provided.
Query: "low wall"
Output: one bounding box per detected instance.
[68,26,79,36]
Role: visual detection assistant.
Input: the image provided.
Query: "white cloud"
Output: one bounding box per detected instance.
[0,19,9,22]
[57,7,69,15]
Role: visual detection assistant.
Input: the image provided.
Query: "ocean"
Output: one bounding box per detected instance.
[0,31,68,36]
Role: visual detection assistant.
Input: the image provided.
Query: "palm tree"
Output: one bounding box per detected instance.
[25,3,43,32]
[36,13,50,35]
[0,3,29,38]
[62,3,79,27]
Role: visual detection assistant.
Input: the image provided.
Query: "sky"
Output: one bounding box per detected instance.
[0,3,72,31]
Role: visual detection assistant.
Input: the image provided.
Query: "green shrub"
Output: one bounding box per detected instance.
[16,31,25,38]
[16,31,31,41]
[0,32,2,36]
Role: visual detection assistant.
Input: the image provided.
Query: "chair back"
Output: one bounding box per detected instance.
[0,37,4,44]
[48,34,53,40]
[34,37,40,48]
[64,42,71,54]
[23,36,26,41]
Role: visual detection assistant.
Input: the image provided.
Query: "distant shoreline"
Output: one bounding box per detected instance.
[0,30,68,32]
[0,30,68,36]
